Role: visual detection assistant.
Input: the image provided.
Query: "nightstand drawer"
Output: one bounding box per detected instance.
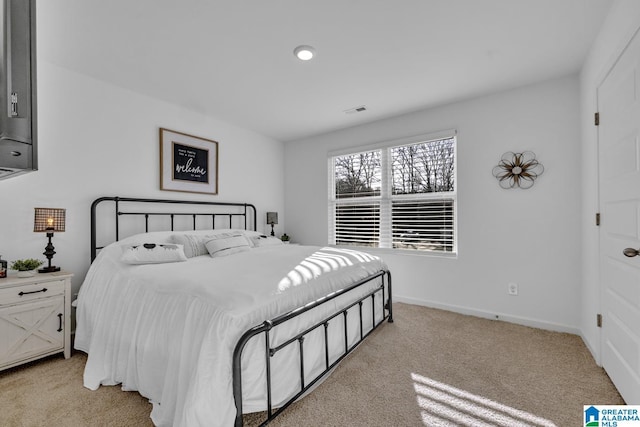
[0,279,66,306]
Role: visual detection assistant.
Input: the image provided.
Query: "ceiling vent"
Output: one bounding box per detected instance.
[344,105,367,114]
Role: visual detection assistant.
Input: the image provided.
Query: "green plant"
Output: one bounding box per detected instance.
[280,233,290,242]
[10,258,44,271]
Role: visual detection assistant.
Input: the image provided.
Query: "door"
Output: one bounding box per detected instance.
[598,26,640,405]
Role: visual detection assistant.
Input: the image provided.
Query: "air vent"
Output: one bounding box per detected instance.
[344,105,367,114]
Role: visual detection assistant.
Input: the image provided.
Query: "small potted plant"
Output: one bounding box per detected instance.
[280,233,290,244]
[11,258,44,277]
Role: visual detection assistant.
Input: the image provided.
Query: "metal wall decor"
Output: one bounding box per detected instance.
[492,151,544,189]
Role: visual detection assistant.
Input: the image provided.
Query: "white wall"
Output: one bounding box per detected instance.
[285,75,582,332]
[579,0,640,363]
[0,60,284,298]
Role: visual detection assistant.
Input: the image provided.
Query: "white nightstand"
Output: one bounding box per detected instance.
[0,271,73,371]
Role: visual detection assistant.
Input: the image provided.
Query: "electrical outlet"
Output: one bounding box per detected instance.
[508,283,518,296]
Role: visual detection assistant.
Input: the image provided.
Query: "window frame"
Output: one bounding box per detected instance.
[328,130,457,256]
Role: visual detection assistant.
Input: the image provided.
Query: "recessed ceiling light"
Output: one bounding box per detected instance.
[294,45,315,61]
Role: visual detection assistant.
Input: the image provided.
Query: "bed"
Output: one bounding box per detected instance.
[74,196,393,427]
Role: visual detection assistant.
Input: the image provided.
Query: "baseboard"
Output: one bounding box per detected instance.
[394,295,580,335]
[580,330,602,366]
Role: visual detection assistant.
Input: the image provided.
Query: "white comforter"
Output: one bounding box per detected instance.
[74,231,387,427]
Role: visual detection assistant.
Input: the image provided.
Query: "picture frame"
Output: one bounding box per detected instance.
[160,128,218,195]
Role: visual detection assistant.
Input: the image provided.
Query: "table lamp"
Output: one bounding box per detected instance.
[34,207,66,273]
[266,212,278,237]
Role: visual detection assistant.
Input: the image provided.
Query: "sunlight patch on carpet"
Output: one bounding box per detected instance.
[411,373,557,426]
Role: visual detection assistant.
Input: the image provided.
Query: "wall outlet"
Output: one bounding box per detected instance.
[508,282,518,296]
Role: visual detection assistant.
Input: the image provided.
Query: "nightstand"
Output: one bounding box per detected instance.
[0,271,73,371]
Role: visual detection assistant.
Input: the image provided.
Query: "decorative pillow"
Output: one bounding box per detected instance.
[204,233,251,258]
[250,235,284,247]
[242,230,273,248]
[120,243,188,264]
[170,229,260,257]
[170,234,211,258]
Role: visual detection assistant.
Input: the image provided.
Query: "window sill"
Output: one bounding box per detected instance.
[330,245,458,259]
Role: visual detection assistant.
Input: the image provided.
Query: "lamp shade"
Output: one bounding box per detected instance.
[34,207,66,232]
[266,212,278,225]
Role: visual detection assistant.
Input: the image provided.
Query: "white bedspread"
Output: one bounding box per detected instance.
[74,231,387,427]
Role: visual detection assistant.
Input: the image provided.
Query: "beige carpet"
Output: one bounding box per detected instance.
[0,303,623,426]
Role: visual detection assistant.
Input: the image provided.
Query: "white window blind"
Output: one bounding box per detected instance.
[329,134,456,254]
[335,202,380,247]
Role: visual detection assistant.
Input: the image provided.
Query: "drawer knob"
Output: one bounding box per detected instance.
[18,287,48,296]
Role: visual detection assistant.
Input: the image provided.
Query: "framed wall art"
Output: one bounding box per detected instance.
[160,128,218,195]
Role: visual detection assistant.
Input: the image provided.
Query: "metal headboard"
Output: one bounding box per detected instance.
[90,196,257,261]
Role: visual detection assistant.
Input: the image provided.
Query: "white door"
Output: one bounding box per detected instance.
[598,26,640,405]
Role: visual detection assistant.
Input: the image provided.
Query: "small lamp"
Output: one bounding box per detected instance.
[34,207,66,273]
[266,212,278,237]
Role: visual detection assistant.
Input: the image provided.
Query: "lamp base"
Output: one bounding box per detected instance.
[39,266,60,273]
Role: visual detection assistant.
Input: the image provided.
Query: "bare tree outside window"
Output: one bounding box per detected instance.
[335,151,381,198]
[392,137,455,194]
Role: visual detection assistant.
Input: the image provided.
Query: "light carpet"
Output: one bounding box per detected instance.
[0,303,623,426]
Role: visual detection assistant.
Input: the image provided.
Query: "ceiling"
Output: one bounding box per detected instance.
[38,0,612,142]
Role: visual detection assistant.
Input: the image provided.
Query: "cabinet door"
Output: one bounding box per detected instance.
[0,295,64,367]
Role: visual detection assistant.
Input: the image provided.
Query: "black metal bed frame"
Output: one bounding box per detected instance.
[233,270,392,426]
[90,196,257,261]
[89,196,393,427]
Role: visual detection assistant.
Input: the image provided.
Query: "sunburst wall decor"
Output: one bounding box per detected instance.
[492,151,544,189]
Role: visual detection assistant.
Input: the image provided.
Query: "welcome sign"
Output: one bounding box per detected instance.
[173,143,208,183]
[160,128,218,194]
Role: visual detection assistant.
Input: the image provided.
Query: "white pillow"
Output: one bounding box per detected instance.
[204,233,251,258]
[250,235,284,247]
[120,243,188,264]
[170,234,212,258]
[171,229,259,257]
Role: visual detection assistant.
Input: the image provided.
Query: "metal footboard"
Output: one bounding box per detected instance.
[233,269,393,427]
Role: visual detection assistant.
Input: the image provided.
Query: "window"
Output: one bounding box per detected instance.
[329,134,456,254]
